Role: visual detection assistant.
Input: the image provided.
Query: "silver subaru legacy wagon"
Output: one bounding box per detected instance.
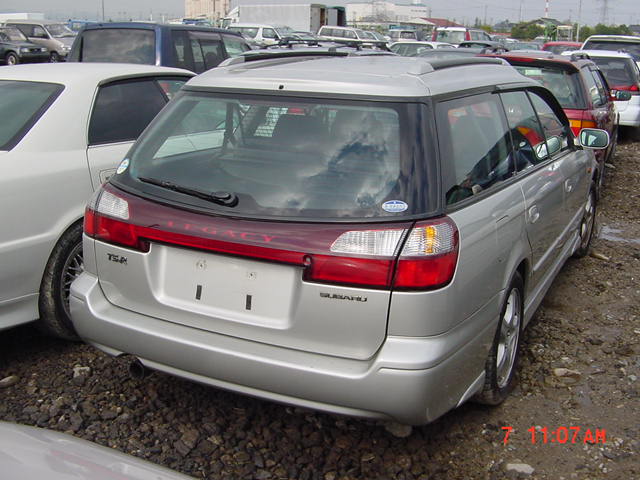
[70,53,608,425]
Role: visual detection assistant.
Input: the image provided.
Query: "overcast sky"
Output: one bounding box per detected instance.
[2,0,639,26]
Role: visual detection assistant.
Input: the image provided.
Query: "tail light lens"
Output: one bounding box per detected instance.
[85,185,459,291]
[569,116,597,137]
[610,84,640,100]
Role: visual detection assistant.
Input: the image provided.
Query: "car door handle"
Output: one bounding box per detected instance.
[565,180,573,193]
[528,205,540,224]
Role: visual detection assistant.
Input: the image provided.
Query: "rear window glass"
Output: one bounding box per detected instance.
[436,30,465,44]
[584,40,640,61]
[0,80,62,151]
[78,29,155,63]
[116,92,434,220]
[589,57,638,88]
[512,66,585,109]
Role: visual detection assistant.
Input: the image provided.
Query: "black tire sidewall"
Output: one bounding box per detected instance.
[38,223,83,340]
[474,271,524,405]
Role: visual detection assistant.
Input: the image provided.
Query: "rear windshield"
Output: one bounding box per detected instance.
[513,65,585,109]
[589,57,638,87]
[77,29,155,63]
[0,80,62,151]
[435,30,465,44]
[115,92,434,220]
[583,40,640,61]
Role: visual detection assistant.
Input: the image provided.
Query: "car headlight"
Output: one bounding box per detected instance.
[41,47,48,52]
[62,45,71,51]
[20,47,30,53]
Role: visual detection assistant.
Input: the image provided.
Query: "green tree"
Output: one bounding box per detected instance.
[511,22,544,40]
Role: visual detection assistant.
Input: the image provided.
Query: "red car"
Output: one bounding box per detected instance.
[483,51,617,197]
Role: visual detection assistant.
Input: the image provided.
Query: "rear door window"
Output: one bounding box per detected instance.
[88,78,185,145]
[437,93,514,205]
[0,80,63,151]
[77,29,155,63]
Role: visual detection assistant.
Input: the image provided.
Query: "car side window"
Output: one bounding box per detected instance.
[262,28,276,39]
[528,92,570,153]
[590,69,610,105]
[33,26,48,38]
[88,79,169,146]
[344,30,357,39]
[188,32,223,73]
[501,91,548,171]
[583,68,605,107]
[222,34,249,57]
[13,24,33,37]
[438,93,514,205]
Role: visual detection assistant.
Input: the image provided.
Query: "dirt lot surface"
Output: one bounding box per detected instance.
[1,134,638,479]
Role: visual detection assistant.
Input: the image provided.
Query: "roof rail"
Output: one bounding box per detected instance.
[570,52,591,61]
[220,50,351,67]
[426,57,505,71]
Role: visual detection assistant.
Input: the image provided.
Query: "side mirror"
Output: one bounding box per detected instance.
[578,128,610,149]
[612,90,632,101]
[534,136,562,160]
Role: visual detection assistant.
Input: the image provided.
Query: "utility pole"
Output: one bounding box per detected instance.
[101,0,105,21]
[483,5,487,25]
[576,0,582,42]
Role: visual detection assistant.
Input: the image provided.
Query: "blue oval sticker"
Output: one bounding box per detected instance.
[382,200,408,213]
[116,158,130,175]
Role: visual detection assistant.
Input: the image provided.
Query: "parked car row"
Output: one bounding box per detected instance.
[0,31,632,431]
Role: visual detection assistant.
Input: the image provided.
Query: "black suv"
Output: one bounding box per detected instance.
[68,22,251,73]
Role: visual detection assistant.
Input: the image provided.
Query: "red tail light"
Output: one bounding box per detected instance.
[85,184,458,291]
[610,84,640,101]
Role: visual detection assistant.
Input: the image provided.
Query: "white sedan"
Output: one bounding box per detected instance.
[0,63,193,338]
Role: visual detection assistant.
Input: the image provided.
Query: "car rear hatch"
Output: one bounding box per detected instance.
[86,90,456,361]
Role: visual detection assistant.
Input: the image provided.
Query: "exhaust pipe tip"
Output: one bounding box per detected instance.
[128,358,147,380]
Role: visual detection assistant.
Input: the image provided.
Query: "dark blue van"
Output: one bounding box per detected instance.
[68,22,251,73]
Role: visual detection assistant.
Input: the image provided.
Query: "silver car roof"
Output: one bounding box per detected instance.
[186,55,535,97]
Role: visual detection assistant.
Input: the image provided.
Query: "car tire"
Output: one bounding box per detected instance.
[37,222,83,340]
[473,271,523,405]
[572,185,596,258]
[5,52,19,66]
[49,52,60,63]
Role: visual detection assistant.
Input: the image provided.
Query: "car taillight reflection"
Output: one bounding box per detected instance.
[85,184,459,290]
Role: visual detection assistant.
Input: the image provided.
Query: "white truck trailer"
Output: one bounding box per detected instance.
[223,4,344,33]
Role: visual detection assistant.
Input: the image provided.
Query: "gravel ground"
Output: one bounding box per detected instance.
[1,133,639,479]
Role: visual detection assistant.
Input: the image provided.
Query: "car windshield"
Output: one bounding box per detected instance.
[589,57,638,87]
[584,40,640,61]
[0,27,28,42]
[230,27,258,38]
[275,27,294,37]
[46,23,76,37]
[116,92,434,219]
[513,65,584,109]
[0,80,63,151]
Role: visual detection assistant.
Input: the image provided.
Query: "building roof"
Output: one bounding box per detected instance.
[422,18,464,28]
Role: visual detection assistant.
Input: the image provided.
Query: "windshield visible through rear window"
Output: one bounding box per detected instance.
[513,66,585,109]
[116,92,434,220]
[589,57,638,87]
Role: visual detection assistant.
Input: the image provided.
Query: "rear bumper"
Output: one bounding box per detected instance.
[70,272,494,425]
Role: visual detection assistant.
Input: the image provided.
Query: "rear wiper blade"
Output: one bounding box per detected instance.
[138,176,238,207]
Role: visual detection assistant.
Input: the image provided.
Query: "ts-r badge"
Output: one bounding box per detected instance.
[107,253,128,265]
